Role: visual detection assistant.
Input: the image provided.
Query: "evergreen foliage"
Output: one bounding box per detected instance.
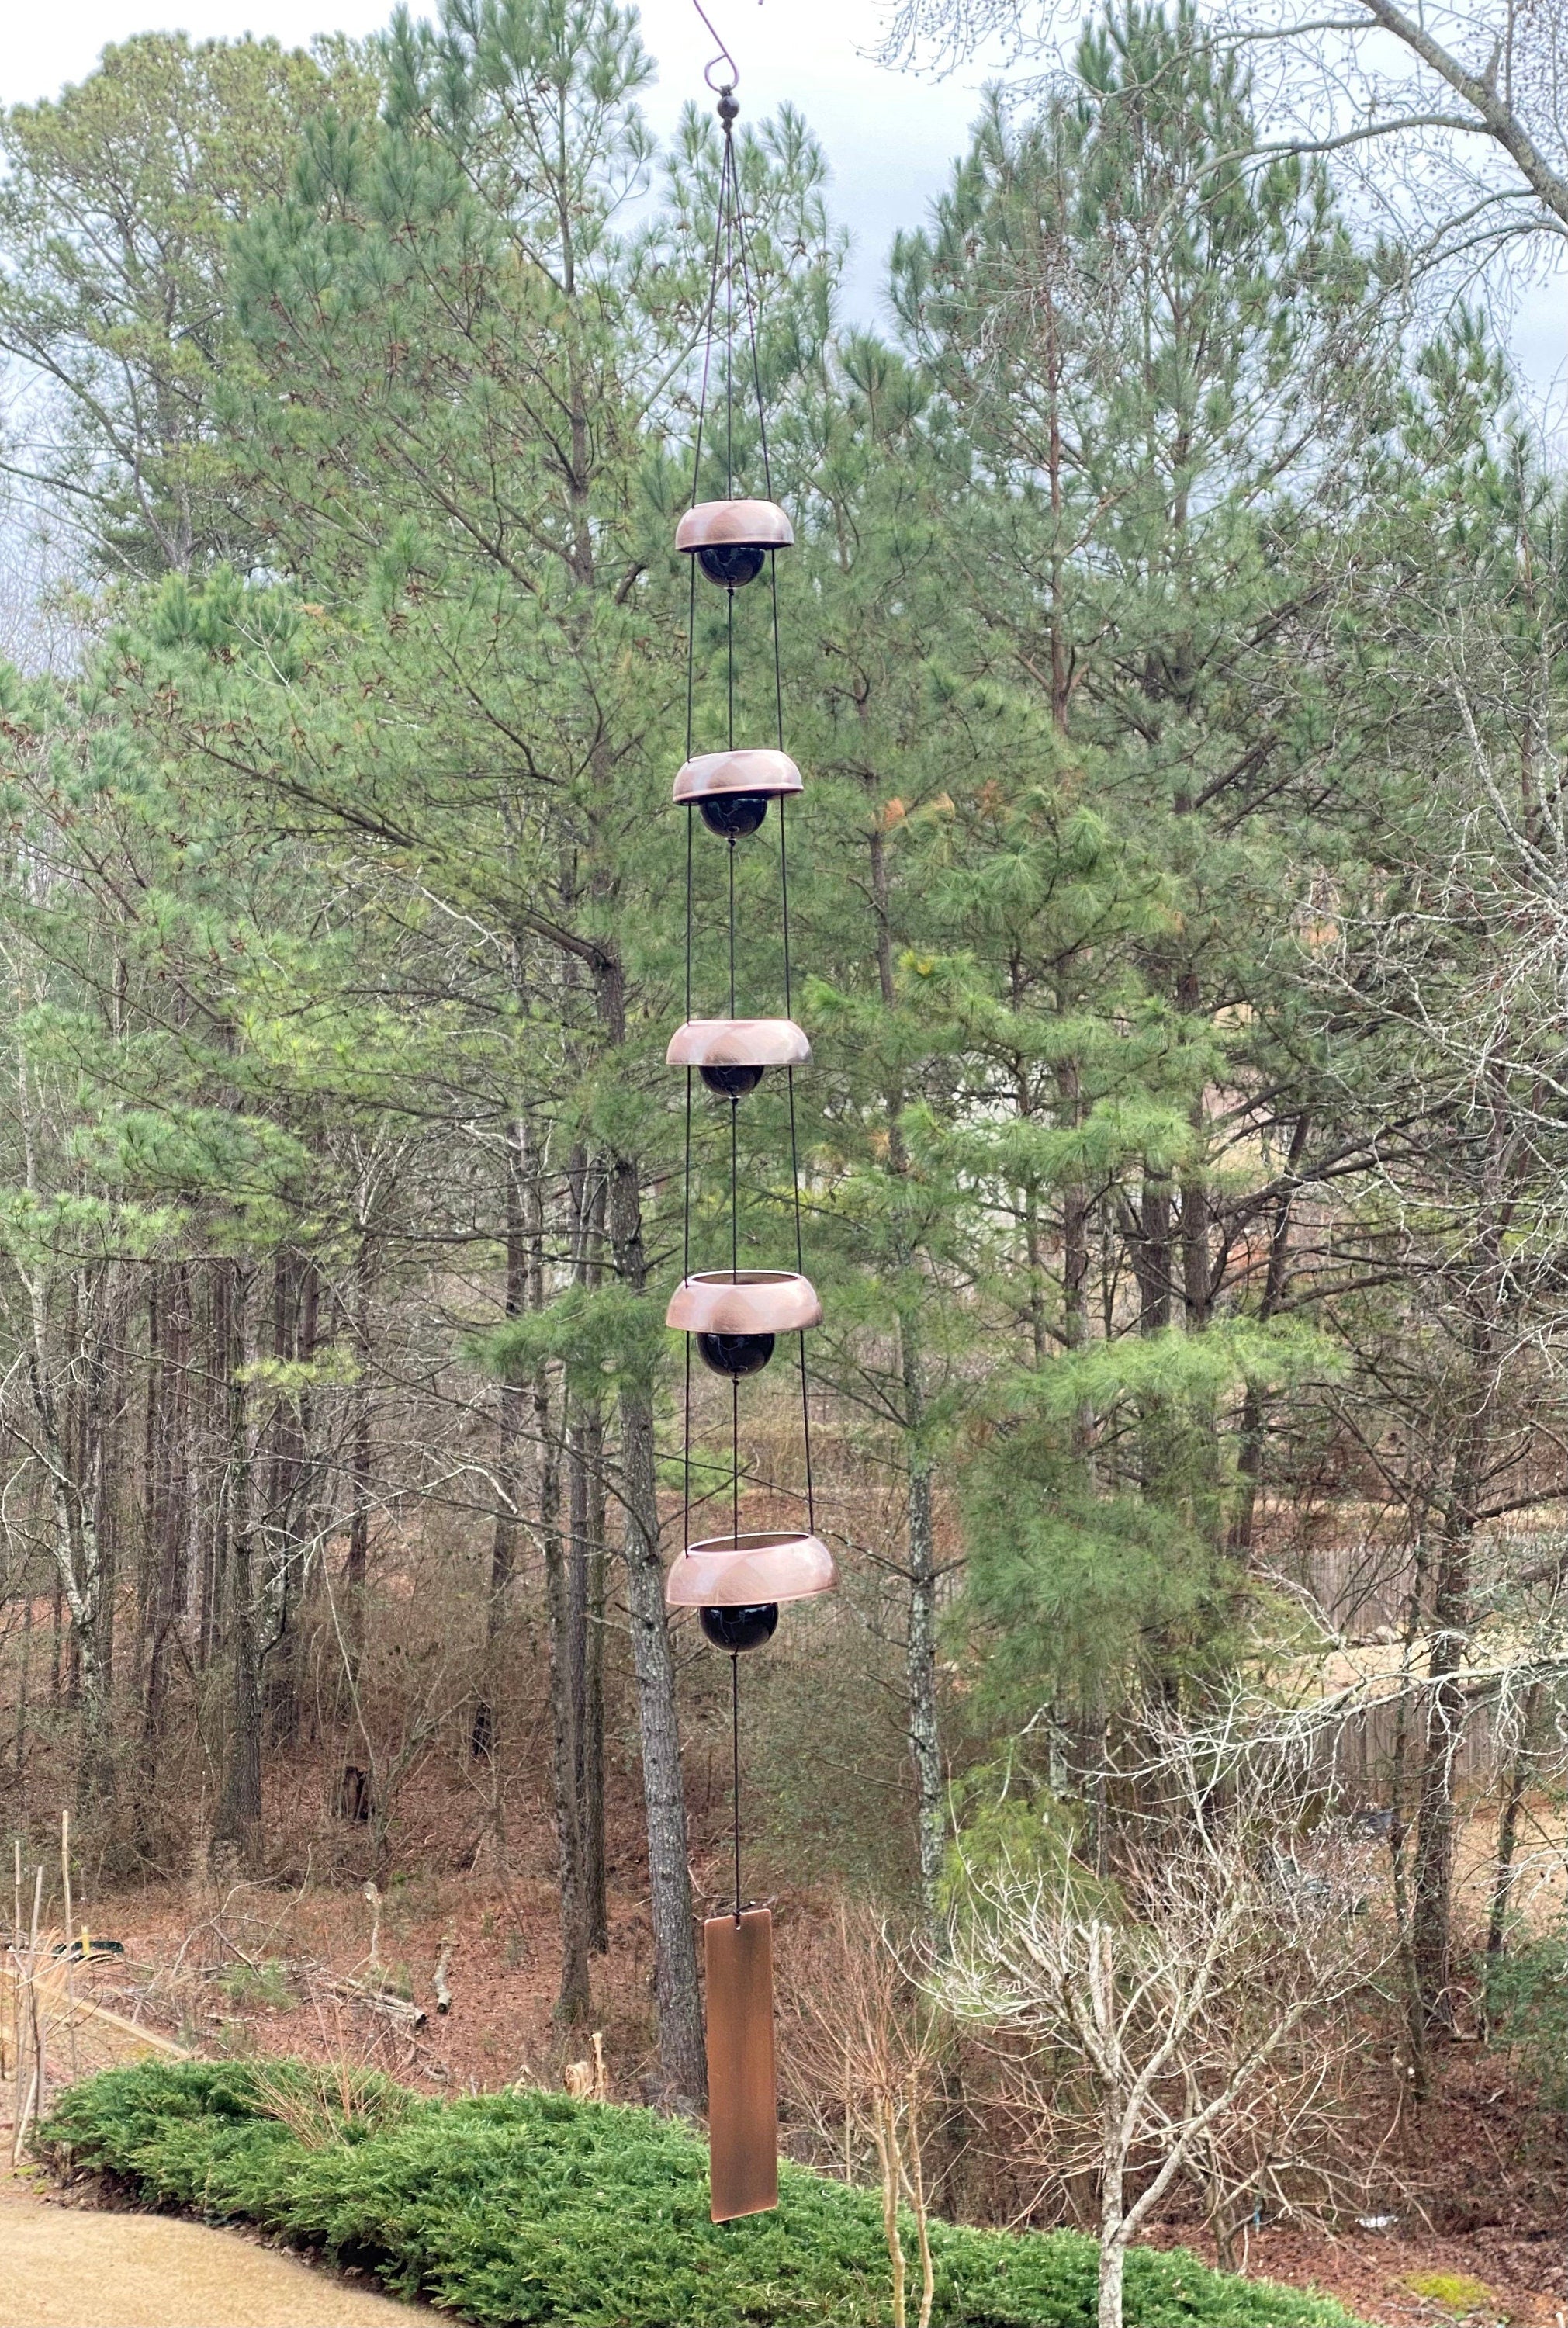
[40,2062,1360,2328]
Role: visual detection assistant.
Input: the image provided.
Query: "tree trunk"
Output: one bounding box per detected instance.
[264,1252,317,1747]
[1229,1115,1308,1556]
[867,816,947,1942]
[569,1395,608,1956]
[567,1154,609,1955]
[1098,2236,1127,2328]
[137,1270,179,1855]
[1058,1053,1093,1466]
[1130,1173,1174,1507]
[135,1270,163,1719]
[1134,1173,1173,1336]
[585,1499,607,1955]
[902,1321,945,1930]
[584,921,703,2103]
[1487,1684,1540,1959]
[213,1264,261,1866]
[346,1236,372,1596]
[617,1355,705,2103]
[21,1268,109,1811]
[1412,1398,1485,2036]
[199,1263,227,1669]
[488,1118,529,1640]
[604,1128,704,2105]
[142,1266,192,1743]
[89,1268,122,1720]
[1411,1538,1468,2035]
[550,1398,591,2024]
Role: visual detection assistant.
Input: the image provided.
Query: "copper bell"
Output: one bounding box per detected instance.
[666,1016,810,1098]
[676,497,793,588]
[667,1268,820,1377]
[666,1529,837,1648]
[673,747,803,839]
[665,1529,838,1609]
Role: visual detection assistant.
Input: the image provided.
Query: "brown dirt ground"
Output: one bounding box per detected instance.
[1147,2220,1566,2327]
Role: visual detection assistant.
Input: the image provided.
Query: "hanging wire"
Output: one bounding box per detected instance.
[687,69,729,511]
[742,129,805,1491]
[684,553,698,767]
[729,140,774,504]
[683,1068,693,1554]
[679,53,726,1481]
[681,175,706,1569]
[728,842,737,1017]
[768,553,785,749]
[731,1651,742,1921]
[777,785,815,1530]
[725,136,736,500]
[730,1089,740,1545]
[787,1062,816,1534]
[676,33,826,1937]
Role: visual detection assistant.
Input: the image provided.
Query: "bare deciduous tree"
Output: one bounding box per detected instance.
[935,1730,1379,2328]
[880,0,1568,286]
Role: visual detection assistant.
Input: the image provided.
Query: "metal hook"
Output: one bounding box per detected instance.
[691,0,742,95]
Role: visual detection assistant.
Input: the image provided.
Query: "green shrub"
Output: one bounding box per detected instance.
[1483,1934,1568,2109]
[39,2060,1361,2328]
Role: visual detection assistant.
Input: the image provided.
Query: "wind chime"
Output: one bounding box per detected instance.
[664,27,837,2226]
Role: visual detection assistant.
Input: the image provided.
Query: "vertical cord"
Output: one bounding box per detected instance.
[776,629,815,1533]
[683,528,695,1549]
[797,1328,816,1533]
[679,1140,691,1581]
[787,1062,815,1535]
[769,550,785,750]
[688,108,728,512]
[724,126,735,501]
[731,136,774,500]
[778,792,793,1020]
[786,1069,804,1273]
[730,1093,739,1543]
[682,514,697,1567]
[731,1651,742,1922]
[685,543,698,764]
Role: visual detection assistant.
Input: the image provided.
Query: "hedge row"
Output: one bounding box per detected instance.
[39,2061,1358,2328]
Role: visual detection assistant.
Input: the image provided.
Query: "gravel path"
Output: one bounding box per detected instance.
[0,2167,426,2326]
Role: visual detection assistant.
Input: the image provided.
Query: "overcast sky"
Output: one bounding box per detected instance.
[0,0,1562,409]
[0,0,995,333]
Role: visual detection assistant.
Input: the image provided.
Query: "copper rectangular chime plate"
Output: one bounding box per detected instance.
[704,1907,777,2221]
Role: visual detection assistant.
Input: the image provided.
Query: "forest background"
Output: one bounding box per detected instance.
[2,0,1567,2310]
